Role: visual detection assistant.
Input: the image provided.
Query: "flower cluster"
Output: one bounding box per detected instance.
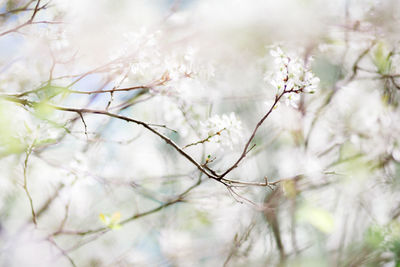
[200,113,243,149]
[267,47,319,108]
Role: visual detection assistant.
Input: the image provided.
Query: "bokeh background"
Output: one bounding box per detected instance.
[1,0,400,266]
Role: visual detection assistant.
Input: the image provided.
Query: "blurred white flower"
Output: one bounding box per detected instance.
[393,147,400,162]
[157,98,191,137]
[69,152,89,173]
[159,229,192,260]
[163,47,198,82]
[200,112,243,149]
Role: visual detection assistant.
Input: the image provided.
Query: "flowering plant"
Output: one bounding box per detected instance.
[0,1,399,266]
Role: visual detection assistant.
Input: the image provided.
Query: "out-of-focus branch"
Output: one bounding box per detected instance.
[22,142,37,226]
[47,236,77,267]
[52,174,202,238]
[0,0,56,37]
[0,0,36,17]
[305,44,374,149]
[223,223,255,267]
[35,183,65,218]
[67,85,151,95]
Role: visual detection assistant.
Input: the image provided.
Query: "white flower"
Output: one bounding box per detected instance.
[393,147,400,162]
[303,72,320,93]
[285,93,301,108]
[270,47,284,57]
[267,47,319,108]
[200,112,243,149]
[270,47,289,65]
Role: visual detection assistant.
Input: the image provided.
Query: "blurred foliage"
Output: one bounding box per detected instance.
[312,57,343,88]
[297,203,334,234]
[372,41,392,75]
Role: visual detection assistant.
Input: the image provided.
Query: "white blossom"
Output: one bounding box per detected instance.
[267,47,319,108]
[285,93,301,108]
[200,112,243,149]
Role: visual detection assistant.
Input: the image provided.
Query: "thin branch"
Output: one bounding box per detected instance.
[29,0,42,22]
[219,90,287,179]
[78,112,88,139]
[35,183,65,218]
[0,92,278,194]
[49,105,217,179]
[227,186,258,206]
[67,85,150,95]
[346,44,374,82]
[223,223,255,267]
[22,143,37,226]
[305,43,375,148]
[221,176,276,188]
[1,93,280,197]
[53,174,202,237]
[147,123,178,133]
[0,0,51,37]
[0,0,36,17]
[47,236,77,267]
[183,128,226,149]
[30,20,63,25]
[106,68,131,110]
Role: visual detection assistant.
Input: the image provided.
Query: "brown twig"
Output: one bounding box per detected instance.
[43,105,217,180]
[67,85,151,95]
[183,128,226,149]
[219,88,300,180]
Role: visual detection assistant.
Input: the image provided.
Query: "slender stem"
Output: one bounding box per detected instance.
[23,143,37,226]
[219,91,286,179]
[68,85,150,95]
[51,105,217,179]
